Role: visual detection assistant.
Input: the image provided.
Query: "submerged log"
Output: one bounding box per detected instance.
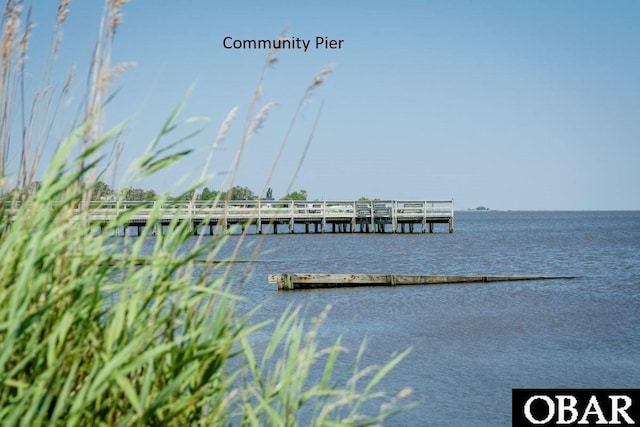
[268,273,575,291]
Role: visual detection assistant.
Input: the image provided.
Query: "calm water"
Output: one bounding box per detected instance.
[148,211,640,426]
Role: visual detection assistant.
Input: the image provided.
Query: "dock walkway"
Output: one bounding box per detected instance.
[6,199,454,235]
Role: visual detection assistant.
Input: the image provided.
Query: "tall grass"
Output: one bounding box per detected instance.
[0,2,412,425]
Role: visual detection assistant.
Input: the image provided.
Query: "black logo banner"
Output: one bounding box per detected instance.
[513,389,639,426]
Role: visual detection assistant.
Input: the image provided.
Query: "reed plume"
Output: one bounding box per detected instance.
[0,0,22,186]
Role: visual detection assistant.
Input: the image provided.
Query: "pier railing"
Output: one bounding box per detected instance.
[2,199,454,234]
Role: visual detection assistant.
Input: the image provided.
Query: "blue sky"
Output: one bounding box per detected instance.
[22,1,640,209]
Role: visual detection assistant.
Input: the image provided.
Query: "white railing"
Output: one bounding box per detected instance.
[3,199,454,223]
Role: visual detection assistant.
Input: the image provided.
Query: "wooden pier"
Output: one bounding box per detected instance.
[268,273,574,290]
[81,199,454,236]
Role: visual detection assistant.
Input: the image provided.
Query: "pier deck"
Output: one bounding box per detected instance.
[106,199,452,235]
[6,199,454,235]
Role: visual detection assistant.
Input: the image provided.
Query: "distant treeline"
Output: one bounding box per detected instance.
[4,180,385,203]
[1,181,295,202]
[87,182,309,202]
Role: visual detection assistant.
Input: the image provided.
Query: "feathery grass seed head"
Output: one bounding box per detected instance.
[248,101,277,137]
[107,0,129,32]
[97,61,134,92]
[307,63,334,93]
[2,0,21,66]
[17,6,32,61]
[56,0,70,26]
[215,106,237,146]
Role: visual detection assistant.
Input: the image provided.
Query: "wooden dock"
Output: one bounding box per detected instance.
[76,199,454,235]
[268,273,574,290]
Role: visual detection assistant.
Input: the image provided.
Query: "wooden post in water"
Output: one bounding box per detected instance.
[269,273,575,291]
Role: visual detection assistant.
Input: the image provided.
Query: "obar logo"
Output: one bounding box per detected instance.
[513,389,639,426]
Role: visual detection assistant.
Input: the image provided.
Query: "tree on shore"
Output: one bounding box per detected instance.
[92,180,115,201]
[224,185,257,200]
[282,189,308,201]
[200,186,220,200]
[122,186,157,201]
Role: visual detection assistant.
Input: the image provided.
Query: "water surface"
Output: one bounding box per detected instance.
[144,211,640,426]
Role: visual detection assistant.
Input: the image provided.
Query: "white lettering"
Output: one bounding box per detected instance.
[609,395,635,425]
[578,395,608,425]
[525,395,555,425]
[556,395,579,424]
